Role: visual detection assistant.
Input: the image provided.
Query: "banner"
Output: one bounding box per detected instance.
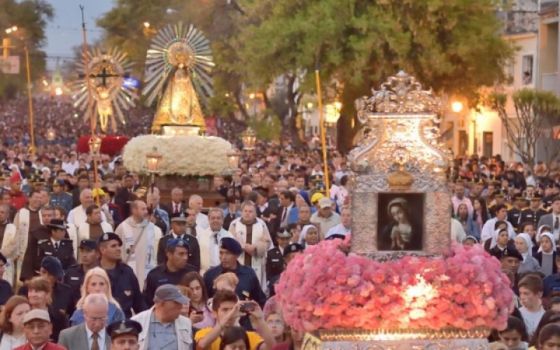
[0,56,20,74]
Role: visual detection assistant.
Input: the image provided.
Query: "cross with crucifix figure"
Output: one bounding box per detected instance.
[89,60,121,87]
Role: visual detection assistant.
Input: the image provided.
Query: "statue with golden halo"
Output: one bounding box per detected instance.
[73,47,137,133]
[143,22,214,135]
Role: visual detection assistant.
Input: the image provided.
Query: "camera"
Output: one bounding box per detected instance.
[239,302,256,313]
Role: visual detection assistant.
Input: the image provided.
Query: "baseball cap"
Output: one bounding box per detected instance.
[318,197,332,209]
[23,309,50,324]
[153,284,189,305]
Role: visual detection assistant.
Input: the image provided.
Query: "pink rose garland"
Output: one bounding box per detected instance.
[275,238,513,332]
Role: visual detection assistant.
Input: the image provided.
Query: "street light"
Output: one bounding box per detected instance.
[227,150,241,170]
[5,26,17,34]
[88,135,102,156]
[4,25,35,155]
[324,101,342,124]
[146,147,163,173]
[451,101,463,113]
[46,128,56,141]
[241,127,257,151]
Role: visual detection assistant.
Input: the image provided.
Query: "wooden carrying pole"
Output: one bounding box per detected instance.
[314,68,330,195]
[80,5,100,205]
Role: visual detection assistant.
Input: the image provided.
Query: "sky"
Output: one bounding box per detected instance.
[44,0,113,70]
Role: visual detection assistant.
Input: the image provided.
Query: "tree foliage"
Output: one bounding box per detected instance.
[0,0,53,99]
[98,0,514,151]
[489,89,560,167]
[232,0,514,150]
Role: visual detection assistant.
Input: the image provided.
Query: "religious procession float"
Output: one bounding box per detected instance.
[275,72,513,350]
[121,23,234,203]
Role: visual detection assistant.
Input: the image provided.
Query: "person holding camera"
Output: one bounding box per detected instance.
[195,289,275,350]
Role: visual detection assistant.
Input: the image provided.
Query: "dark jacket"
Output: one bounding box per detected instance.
[203,263,267,307]
[143,264,197,307]
[104,262,146,318]
[36,239,77,271]
[157,232,200,271]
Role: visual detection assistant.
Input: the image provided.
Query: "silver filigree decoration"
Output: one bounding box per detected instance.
[348,71,453,257]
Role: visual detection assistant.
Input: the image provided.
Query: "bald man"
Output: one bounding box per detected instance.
[115,200,162,288]
[189,194,209,230]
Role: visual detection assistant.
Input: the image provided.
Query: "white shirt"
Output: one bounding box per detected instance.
[325,223,351,239]
[196,212,209,230]
[62,160,80,175]
[86,324,107,350]
[520,306,545,338]
[68,205,108,228]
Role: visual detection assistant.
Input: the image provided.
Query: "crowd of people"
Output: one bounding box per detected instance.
[0,98,559,349]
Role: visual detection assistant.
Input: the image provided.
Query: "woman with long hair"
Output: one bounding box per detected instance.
[455,203,481,240]
[472,197,489,232]
[182,271,214,328]
[69,267,125,326]
[25,276,68,342]
[0,296,30,349]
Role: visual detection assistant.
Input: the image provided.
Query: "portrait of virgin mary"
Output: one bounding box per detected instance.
[378,194,424,251]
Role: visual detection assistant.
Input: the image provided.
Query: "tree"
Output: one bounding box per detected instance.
[232,0,514,151]
[489,89,560,168]
[0,0,53,99]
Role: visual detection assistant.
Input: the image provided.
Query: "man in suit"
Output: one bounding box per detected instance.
[162,187,186,218]
[538,196,560,241]
[59,293,112,350]
[113,174,137,220]
[14,309,66,350]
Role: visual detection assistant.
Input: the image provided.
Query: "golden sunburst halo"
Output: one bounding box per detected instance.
[72,47,137,133]
[143,22,215,107]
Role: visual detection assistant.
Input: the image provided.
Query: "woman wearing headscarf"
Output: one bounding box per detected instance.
[535,232,557,277]
[514,233,541,275]
[298,224,320,248]
[488,228,512,257]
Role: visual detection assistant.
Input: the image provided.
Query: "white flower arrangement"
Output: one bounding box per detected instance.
[122,134,234,176]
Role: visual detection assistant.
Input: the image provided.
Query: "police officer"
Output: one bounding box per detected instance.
[107,319,143,350]
[157,212,200,271]
[283,242,304,265]
[36,219,77,271]
[266,229,291,296]
[520,195,548,228]
[144,238,197,307]
[507,195,526,230]
[203,237,266,306]
[98,232,146,318]
[64,239,99,304]
[49,179,73,214]
[18,256,75,317]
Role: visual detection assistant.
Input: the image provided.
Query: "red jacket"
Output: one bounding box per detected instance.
[10,191,27,210]
[14,342,67,350]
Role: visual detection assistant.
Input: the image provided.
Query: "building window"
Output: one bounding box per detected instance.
[522,55,534,85]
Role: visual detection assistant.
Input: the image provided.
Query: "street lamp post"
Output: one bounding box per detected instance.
[5,26,35,155]
[145,147,162,186]
[88,135,102,205]
[241,127,257,151]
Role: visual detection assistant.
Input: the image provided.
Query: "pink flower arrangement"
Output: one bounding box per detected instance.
[275,238,513,333]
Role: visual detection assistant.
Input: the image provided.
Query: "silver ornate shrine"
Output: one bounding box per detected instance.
[349,71,453,258]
